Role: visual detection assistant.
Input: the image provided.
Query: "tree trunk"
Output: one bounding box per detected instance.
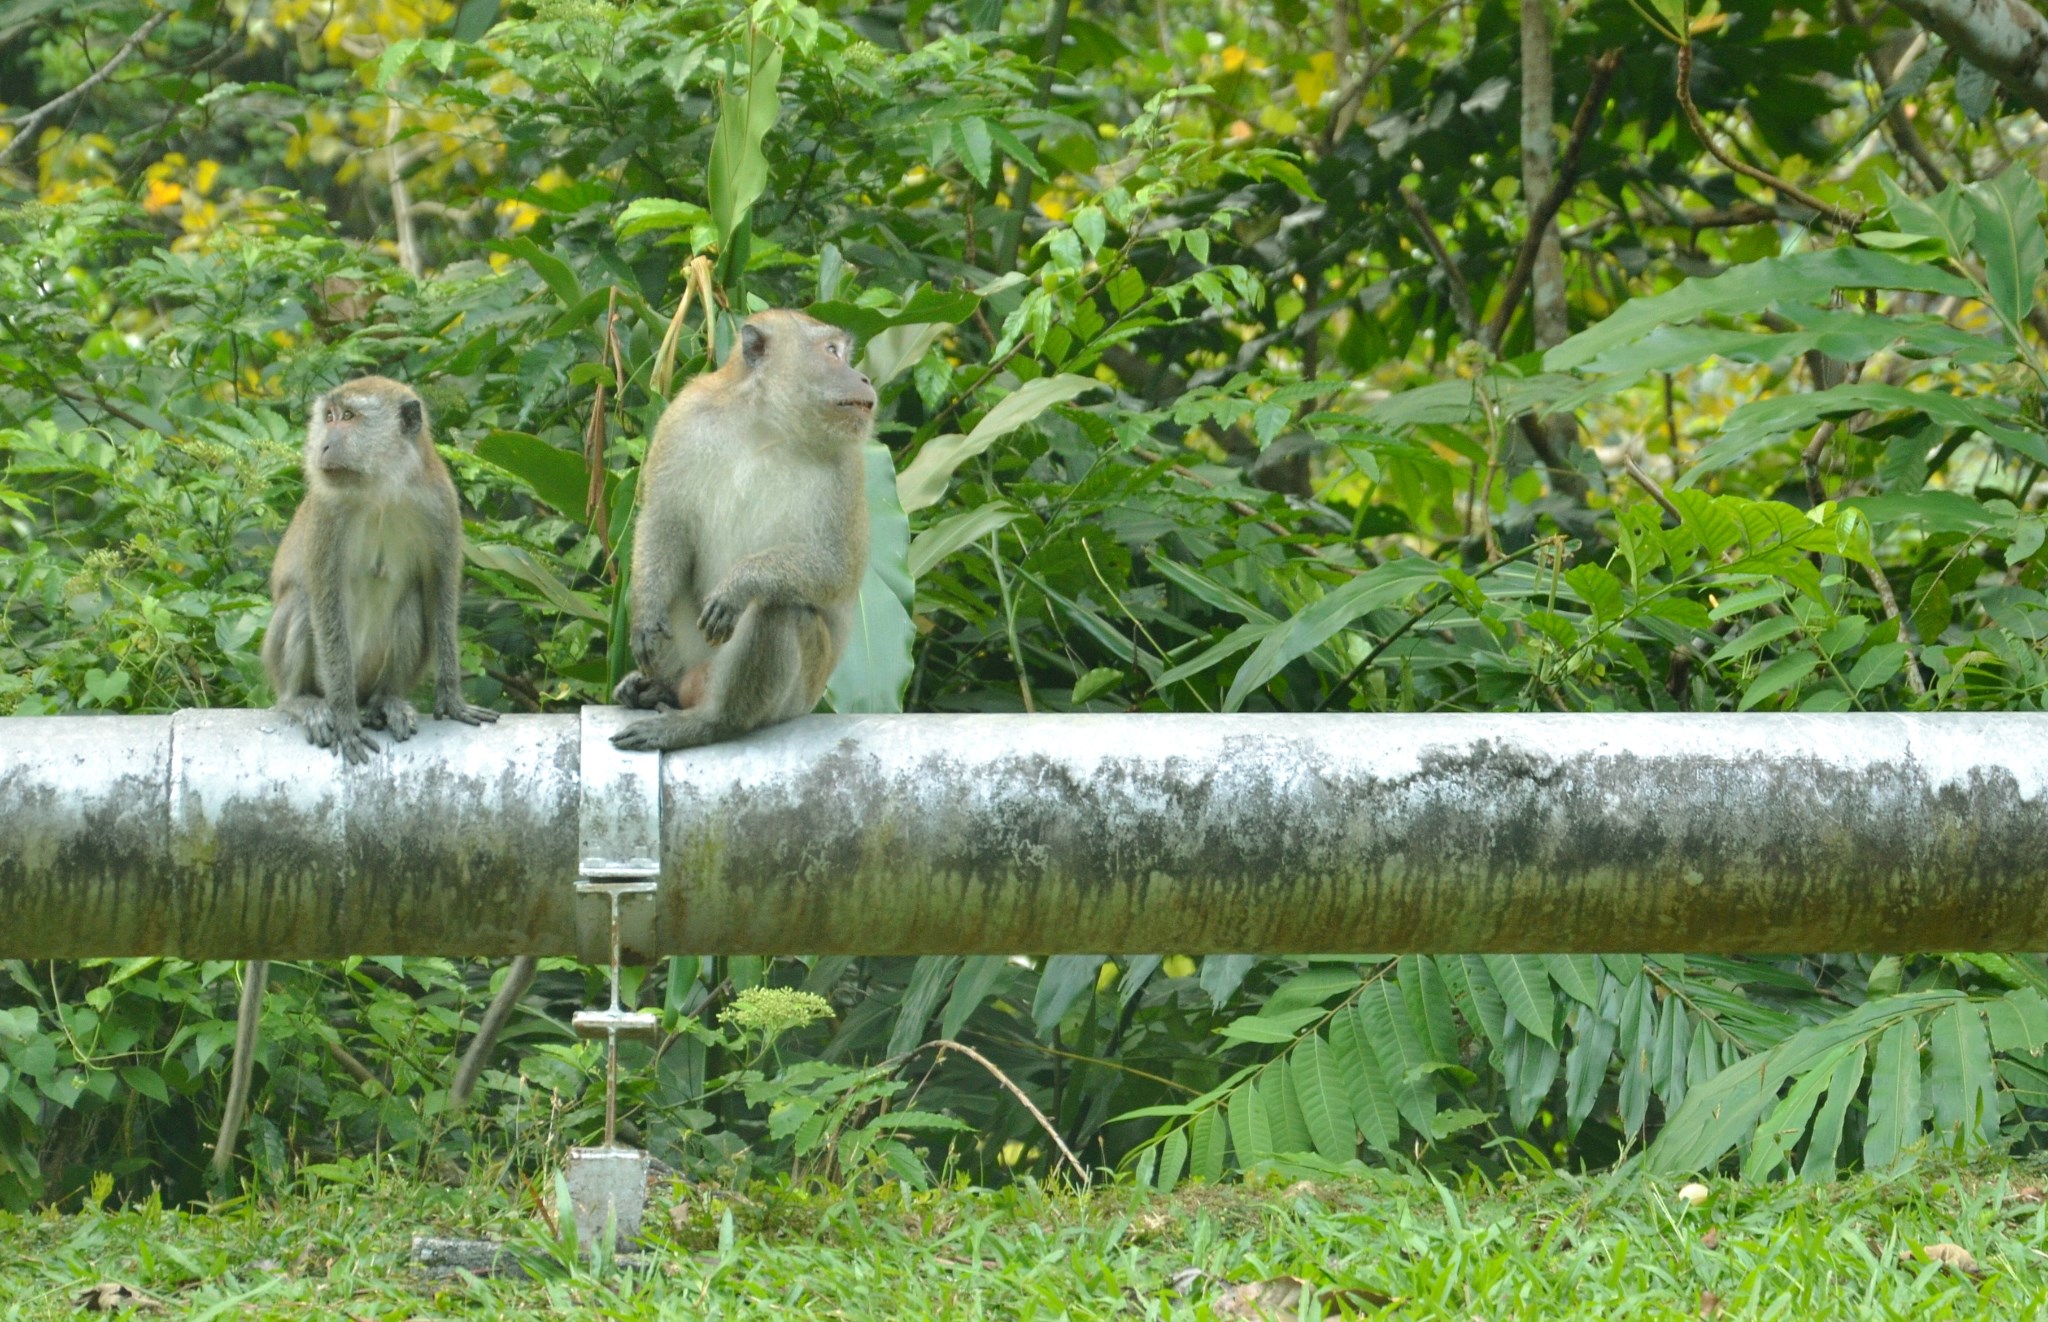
[1886,0,2048,120]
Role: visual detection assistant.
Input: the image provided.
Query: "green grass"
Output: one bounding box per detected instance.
[5,1160,2048,1318]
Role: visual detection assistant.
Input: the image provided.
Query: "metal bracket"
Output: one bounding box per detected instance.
[575,707,662,964]
[565,706,664,1257]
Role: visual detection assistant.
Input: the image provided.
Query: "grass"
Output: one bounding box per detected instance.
[4,1159,2048,1318]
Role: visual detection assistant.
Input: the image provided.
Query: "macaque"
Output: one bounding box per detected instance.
[612,309,874,751]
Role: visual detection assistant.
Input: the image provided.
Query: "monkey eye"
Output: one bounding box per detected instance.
[825,342,841,359]
[340,408,356,421]
[323,408,334,423]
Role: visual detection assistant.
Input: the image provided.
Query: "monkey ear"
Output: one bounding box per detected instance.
[399,398,423,436]
[740,322,769,369]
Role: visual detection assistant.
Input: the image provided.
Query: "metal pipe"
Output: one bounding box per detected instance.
[3,709,2046,958]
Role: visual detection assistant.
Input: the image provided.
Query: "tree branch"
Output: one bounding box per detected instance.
[0,10,170,167]
[1482,49,1622,352]
[1397,186,1478,339]
[1885,0,2048,122]
[1675,41,1859,229]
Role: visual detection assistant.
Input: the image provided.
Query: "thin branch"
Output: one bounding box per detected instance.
[0,9,170,167]
[327,1039,386,1095]
[1398,186,1479,340]
[1323,0,1455,150]
[386,101,422,279]
[1675,41,1858,230]
[1622,452,1684,522]
[1863,559,1929,697]
[1482,49,1623,352]
[1801,420,1842,507]
[889,1037,1090,1185]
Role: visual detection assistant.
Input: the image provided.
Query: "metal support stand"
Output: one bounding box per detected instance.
[561,708,663,1257]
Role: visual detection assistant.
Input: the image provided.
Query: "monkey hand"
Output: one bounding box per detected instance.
[303,701,379,764]
[629,619,671,670]
[435,689,500,726]
[696,590,749,645]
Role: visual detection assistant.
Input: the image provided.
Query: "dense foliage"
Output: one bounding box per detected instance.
[4,0,2048,1211]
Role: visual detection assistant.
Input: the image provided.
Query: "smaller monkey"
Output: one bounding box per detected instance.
[215,377,497,1181]
[262,375,498,760]
[612,309,874,751]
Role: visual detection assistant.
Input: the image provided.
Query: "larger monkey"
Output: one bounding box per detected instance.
[215,377,498,1180]
[612,308,875,751]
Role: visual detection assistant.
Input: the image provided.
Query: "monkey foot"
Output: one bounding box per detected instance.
[365,696,420,740]
[435,694,499,725]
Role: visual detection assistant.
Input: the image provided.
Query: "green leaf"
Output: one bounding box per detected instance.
[1685,384,2048,485]
[1226,1082,1273,1165]
[1986,987,2048,1055]
[1738,651,1819,711]
[1799,1045,1866,1182]
[1741,1042,1852,1180]
[1218,1006,1326,1044]
[486,237,582,308]
[1403,956,1459,1066]
[465,543,605,622]
[1962,163,2048,331]
[614,197,711,241]
[1879,174,1974,257]
[1155,1125,1188,1193]
[896,375,1106,513]
[938,955,1009,1042]
[1546,248,1973,373]
[1452,955,1509,1048]
[1564,564,1625,626]
[1564,998,1619,1131]
[1864,1017,1924,1173]
[1356,980,1434,1135]
[1927,1003,1997,1151]
[811,288,982,342]
[1265,1065,1313,1155]
[826,443,914,715]
[1069,666,1122,705]
[951,116,993,184]
[1543,955,1603,1009]
[1222,557,1439,711]
[1616,972,1656,1139]
[907,501,1023,580]
[1290,1034,1356,1163]
[1847,642,1907,692]
[1330,1005,1399,1150]
[1031,955,1104,1035]
[1710,616,1800,664]
[475,430,588,517]
[1200,955,1257,1008]
[707,39,784,254]
[1190,1109,1228,1182]
[1483,955,1557,1047]
[120,1065,168,1104]
[886,956,961,1057]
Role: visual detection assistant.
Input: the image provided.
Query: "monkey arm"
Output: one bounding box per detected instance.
[428,530,497,726]
[625,510,692,668]
[304,518,376,763]
[697,544,858,645]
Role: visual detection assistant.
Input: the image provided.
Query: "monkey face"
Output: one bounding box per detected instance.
[736,311,877,442]
[307,377,428,487]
